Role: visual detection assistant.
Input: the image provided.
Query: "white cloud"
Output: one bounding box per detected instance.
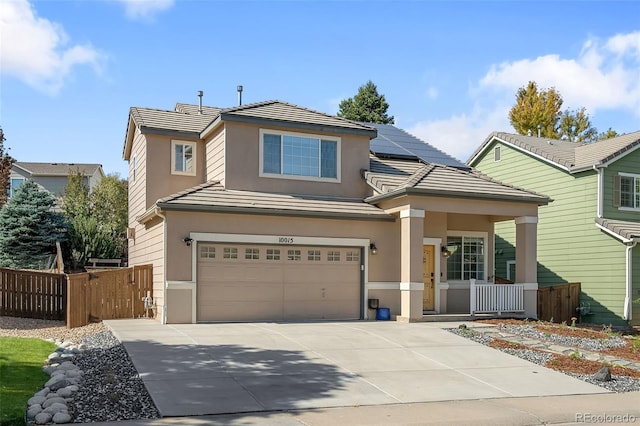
[0,0,103,95]
[407,31,640,163]
[479,33,640,115]
[114,0,174,21]
[407,102,511,163]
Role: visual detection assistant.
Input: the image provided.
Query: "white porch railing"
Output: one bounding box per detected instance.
[470,278,525,315]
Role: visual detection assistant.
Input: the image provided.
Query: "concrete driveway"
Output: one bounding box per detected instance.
[105,319,607,417]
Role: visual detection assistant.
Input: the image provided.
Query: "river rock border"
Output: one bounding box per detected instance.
[26,341,85,425]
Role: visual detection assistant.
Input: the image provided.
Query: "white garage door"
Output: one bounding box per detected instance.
[197,244,362,322]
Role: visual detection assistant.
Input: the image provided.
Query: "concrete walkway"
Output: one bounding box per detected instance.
[104,319,609,419]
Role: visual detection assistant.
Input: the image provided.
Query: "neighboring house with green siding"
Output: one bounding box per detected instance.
[468,131,640,326]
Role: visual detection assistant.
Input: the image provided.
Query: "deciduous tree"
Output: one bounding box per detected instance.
[337,80,395,124]
[558,108,598,142]
[508,81,563,138]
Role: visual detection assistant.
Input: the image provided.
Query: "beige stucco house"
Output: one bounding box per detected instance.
[123,99,549,324]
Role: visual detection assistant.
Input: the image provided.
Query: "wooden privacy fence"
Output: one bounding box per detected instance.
[537,282,581,324]
[0,265,153,328]
[0,268,66,320]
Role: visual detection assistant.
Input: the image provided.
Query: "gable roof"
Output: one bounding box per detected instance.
[124,100,377,159]
[468,131,640,173]
[368,123,469,169]
[364,154,550,205]
[142,181,393,222]
[14,162,103,177]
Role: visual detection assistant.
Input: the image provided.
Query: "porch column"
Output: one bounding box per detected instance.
[515,216,538,318]
[398,209,425,322]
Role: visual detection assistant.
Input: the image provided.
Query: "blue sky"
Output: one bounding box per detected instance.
[2,0,640,178]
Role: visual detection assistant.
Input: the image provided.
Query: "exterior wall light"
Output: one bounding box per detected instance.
[369,243,378,255]
[441,246,452,258]
[183,237,193,246]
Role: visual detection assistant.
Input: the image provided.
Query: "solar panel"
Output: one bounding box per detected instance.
[368,123,469,169]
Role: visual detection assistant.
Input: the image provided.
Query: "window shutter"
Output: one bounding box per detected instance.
[613,175,621,207]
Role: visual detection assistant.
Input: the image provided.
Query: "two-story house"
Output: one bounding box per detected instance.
[123,99,549,324]
[9,162,104,200]
[469,132,640,326]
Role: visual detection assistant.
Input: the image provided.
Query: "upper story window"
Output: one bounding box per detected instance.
[9,178,25,198]
[172,140,196,176]
[260,129,340,182]
[615,173,640,210]
[131,155,137,183]
[446,233,487,281]
[493,146,501,162]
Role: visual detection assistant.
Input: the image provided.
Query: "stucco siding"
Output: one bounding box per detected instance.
[205,127,225,184]
[223,122,371,198]
[474,140,628,325]
[603,150,640,221]
[144,134,206,209]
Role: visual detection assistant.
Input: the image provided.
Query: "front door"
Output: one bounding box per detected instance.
[423,245,435,311]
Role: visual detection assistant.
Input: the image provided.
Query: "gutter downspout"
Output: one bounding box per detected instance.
[625,240,637,321]
[593,164,604,218]
[154,207,168,325]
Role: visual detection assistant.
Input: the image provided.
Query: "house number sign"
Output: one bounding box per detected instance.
[278,237,295,244]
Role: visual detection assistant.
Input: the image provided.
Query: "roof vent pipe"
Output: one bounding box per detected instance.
[197,91,203,114]
[237,85,243,106]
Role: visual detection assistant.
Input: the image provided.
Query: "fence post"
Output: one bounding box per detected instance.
[469,278,476,316]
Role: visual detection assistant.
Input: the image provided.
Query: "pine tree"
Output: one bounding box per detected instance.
[337,80,394,124]
[0,127,16,208]
[0,180,67,269]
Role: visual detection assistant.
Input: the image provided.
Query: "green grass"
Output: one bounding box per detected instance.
[0,337,57,426]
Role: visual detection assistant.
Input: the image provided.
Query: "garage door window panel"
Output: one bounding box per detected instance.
[328,250,341,261]
[308,250,321,261]
[245,248,259,260]
[287,250,301,261]
[266,249,281,260]
[200,246,215,259]
[223,247,238,259]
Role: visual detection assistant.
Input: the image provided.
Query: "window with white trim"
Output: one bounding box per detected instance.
[615,173,640,209]
[131,155,137,183]
[446,234,486,280]
[260,130,339,181]
[9,178,25,198]
[494,146,501,162]
[171,140,196,175]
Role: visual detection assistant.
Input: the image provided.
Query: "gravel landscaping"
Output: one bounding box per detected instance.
[449,323,640,393]
[0,316,160,424]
